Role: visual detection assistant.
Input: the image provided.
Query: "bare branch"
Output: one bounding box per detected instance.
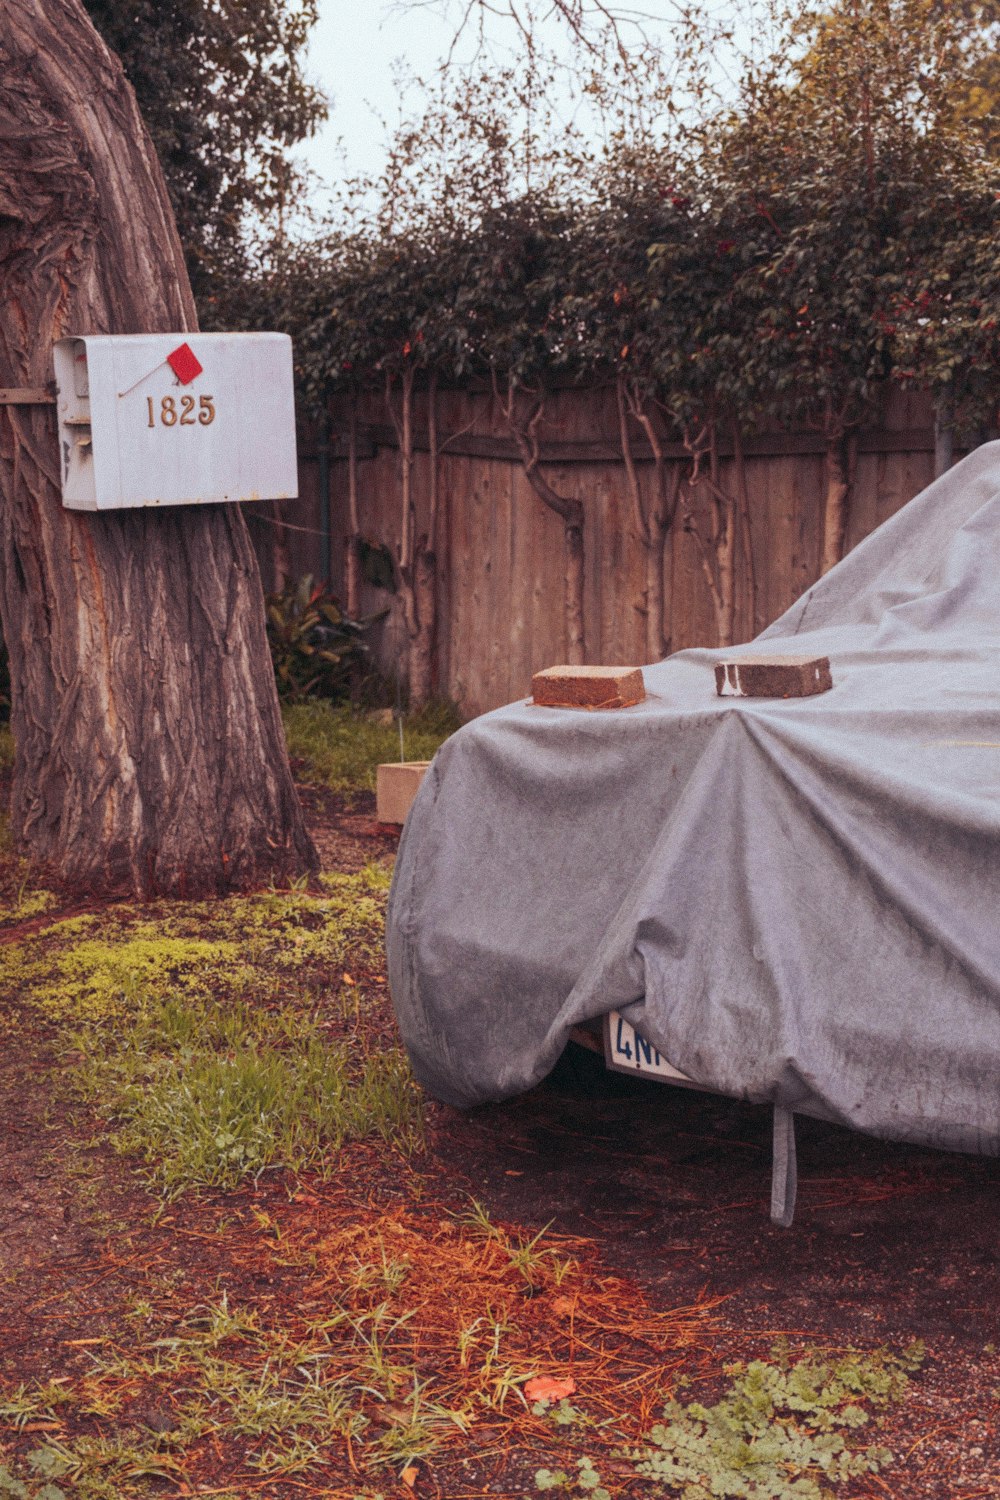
[428,370,439,555]
[731,421,757,630]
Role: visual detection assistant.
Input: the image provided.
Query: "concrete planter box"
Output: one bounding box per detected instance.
[376,761,432,825]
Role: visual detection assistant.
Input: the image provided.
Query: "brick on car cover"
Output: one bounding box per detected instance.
[715,654,833,698]
[531,664,646,710]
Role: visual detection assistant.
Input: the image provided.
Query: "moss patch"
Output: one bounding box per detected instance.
[7,865,392,1026]
[4,859,421,1194]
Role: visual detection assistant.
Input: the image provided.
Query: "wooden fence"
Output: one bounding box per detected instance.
[247,382,952,719]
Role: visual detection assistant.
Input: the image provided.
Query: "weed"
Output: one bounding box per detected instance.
[459,1199,574,1288]
[456,1317,484,1369]
[182,1292,261,1344]
[534,1398,592,1429]
[536,1456,611,1498]
[25,1431,184,1491]
[0,1381,75,1430]
[628,1341,925,1499]
[344,1250,412,1299]
[488,1366,533,1412]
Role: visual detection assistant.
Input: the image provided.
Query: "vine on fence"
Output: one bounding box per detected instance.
[254,1,1000,702]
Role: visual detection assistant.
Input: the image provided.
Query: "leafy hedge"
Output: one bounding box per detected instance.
[263,0,1000,441]
[265,575,382,703]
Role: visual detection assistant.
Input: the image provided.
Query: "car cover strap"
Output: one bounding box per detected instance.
[770,1106,798,1227]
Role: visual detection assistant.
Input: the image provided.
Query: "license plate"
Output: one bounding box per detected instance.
[603,1010,694,1085]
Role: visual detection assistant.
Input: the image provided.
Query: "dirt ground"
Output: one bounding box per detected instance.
[1,780,999,1498]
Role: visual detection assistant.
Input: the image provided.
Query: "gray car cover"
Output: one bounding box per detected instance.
[387,441,1000,1209]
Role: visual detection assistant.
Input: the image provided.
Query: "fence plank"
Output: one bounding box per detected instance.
[289,383,975,718]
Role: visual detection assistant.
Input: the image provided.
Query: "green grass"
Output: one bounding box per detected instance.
[74,992,425,1196]
[4,863,424,1192]
[282,700,460,797]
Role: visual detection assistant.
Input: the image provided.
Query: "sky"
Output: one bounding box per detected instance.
[289,1,753,211]
[293,3,459,194]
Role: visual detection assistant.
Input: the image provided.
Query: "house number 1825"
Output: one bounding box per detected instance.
[146,394,216,427]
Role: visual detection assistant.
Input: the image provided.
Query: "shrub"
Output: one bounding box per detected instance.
[265,575,383,703]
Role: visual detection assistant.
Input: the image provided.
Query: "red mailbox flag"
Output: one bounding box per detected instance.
[166,342,203,384]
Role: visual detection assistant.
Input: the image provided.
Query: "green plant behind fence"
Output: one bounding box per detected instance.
[265,575,383,703]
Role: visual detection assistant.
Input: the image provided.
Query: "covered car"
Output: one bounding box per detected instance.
[386,443,1000,1222]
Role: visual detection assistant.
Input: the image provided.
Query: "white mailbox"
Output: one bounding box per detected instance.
[53,332,298,510]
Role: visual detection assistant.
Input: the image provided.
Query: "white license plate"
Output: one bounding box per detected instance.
[603,1010,694,1085]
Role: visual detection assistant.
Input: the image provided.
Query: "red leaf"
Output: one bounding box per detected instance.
[525,1375,577,1403]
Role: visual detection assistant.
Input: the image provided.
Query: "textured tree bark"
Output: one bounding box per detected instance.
[343,396,362,620]
[0,0,318,896]
[385,366,436,707]
[819,427,858,577]
[616,375,679,661]
[497,379,585,666]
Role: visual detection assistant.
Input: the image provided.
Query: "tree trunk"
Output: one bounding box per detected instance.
[731,423,757,638]
[682,424,737,648]
[410,544,436,707]
[564,523,585,665]
[386,365,436,707]
[419,373,441,699]
[343,395,361,619]
[616,373,653,653]
[715,499,737,647]
[0,0,317,896]
[819,427,857,576]
[617,375,677,662]
[497,378,585,665]
[934,384,954,478]
[645,516,668,661]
